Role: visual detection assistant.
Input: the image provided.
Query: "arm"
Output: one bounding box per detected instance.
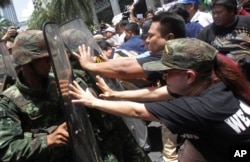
[73,45,147,79]
[1,26,17,41]
[128,5,137,23]
[0,97,69,161]
[0,97,47,161]
[96,75,173,101]
[69,81,159,122]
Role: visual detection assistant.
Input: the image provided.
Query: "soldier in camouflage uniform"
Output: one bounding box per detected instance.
[0,30,74,162]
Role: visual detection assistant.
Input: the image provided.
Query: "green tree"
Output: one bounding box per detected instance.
[28,5,59,30]
[28,0,98,29]
[0,0,11,8]
[0,16,13,38]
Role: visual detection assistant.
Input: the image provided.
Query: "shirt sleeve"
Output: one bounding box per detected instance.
[144,97,208,136]
[0,96,48,161]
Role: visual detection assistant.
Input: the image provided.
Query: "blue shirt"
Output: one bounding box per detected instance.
[118,35,147,54]
[186,22,203,38]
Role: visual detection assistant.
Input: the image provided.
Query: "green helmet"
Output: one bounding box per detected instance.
[12,30,49,65]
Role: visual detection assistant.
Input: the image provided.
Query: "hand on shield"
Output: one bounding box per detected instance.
[72,44,95,69]
[95,75,116,99]
[47,122,69,148]
[69,81,98,108]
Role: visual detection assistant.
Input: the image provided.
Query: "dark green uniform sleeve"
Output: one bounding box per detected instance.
[0,96,48,161]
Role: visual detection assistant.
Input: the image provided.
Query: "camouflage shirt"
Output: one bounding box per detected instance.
[0,74,73,162]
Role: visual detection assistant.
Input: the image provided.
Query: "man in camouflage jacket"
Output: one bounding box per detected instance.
[0,30,73,162]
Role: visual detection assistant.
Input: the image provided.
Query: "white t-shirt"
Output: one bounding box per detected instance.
[191,10,213,27]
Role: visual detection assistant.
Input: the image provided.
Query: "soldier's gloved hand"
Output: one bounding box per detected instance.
[72,44,95,70]
[47,122,69,147]
[95,75,116,99]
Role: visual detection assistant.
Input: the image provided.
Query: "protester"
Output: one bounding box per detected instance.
[197,0,250,80]
[73,12,186,162]
[115,20,128,45]
[117,22,147,54]
[197,0,250,50]
[168,5,203,38]
[69,38,250,162]
[104,26,120,47]
[0,30,74,162]
[177,0,213,27]
[61,27,152,162]
[74,12,185,82]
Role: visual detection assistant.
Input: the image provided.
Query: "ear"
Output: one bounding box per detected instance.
[165,33,175,40]
[190,3,195,10]
[185,70,197,85]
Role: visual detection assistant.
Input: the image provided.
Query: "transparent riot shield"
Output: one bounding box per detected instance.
[0,41,17,92]
[59,18,148,148]
[43,22,102,162]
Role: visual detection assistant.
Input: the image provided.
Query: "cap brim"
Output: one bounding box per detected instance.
[143,60,172,71]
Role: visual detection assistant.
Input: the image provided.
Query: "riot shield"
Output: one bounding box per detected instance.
[0,41,17,92]
[42,22,102,162]
[59,18,148,149]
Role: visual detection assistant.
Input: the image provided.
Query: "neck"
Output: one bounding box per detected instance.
[187,80,212,96]
[224,16,237,27]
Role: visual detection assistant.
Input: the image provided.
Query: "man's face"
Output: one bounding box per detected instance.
[105,31,114,39]
[145,22,168,54]
[162,69,190,96]
[212,5,235,27]
[32,57,51,78]
[125,30,132,40]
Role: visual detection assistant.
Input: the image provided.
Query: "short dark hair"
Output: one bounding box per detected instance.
[152,12,186,38]
[98,40,112,51]
[211,0,237,14]
[168,5,190,23]
[125,22,140,35]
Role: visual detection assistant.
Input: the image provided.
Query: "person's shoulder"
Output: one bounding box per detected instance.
[237,15,250,23]
[186,22,203,29]
[198,23,213,34]
[235,15,250,28]
[137,51,162,63]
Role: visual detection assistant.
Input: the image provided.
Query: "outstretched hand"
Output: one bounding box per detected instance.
[96,75,116,99]
[72,44,95,69]
[69,81,97,108]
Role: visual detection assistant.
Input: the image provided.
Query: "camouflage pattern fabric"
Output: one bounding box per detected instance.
[73,69,151,162]
[12,30,49,65]
[0,74,73,162]
[143,38,218,72]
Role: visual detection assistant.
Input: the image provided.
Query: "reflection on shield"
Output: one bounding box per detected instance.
[59,18,148,149]
[43,22,102,162]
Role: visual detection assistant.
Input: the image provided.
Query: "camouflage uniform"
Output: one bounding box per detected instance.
[0,30,73,162]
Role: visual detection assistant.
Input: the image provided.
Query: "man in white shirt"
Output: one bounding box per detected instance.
[177,0,213,27]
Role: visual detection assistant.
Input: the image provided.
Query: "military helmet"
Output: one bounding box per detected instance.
[12,30,48,65]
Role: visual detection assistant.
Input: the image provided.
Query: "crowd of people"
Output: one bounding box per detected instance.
[0,0,250,161]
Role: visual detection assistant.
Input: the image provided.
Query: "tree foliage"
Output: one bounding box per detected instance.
[28,0,95,29]
[0,16,13,38]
